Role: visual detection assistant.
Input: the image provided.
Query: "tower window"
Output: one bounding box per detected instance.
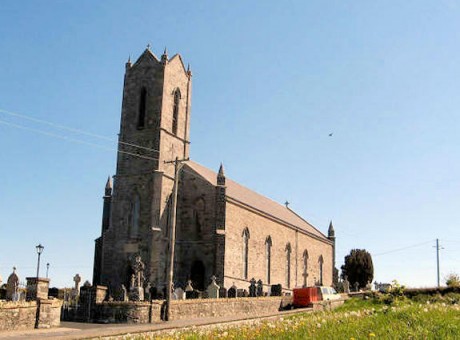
[130,194,140,238]
[265,236,272,284]
[172,89,181,135]
[303,250,309,287]
[319,255,324,286]
[138,87,147,129]
[286,243,292,288]
[242,228,250,280]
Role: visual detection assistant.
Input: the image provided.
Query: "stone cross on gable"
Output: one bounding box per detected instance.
[73,274,81,290]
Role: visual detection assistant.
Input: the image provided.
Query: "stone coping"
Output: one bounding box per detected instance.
[98,296,284,306]
[170,296,284,305]
[99,301,162,306]
[0,301,36,309]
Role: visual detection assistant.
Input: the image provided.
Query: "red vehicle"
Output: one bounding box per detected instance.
[293,287,319,307]
[293,286,340,307]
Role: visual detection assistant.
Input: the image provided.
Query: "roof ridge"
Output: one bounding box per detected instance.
[184,160,327,239]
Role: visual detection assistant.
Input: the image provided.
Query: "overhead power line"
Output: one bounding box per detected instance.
[373,240,434,256]
[0,119,159,162]
[0,108,160,153]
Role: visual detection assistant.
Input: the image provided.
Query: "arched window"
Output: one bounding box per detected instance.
[242,228,250,280]
[265,236,272,284]
[318,255,324,286]
[193,198,205,236]
[285,243,292,288]
[130,195,140,237]
[302,250,309,287]
[172,89,181,135]
[138,87,147,129]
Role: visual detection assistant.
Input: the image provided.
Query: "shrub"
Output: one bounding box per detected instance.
[445,273,460,288]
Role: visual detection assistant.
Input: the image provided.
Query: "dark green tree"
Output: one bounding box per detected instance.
[341,249,374,289]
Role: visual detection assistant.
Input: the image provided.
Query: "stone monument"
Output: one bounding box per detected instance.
[256,279,263,297]
[228,283,237,298]
[207,275,220,299]
[343,276,350,294]
[129,255,145,301]
[6,267,19,301]
[249,278,257,297]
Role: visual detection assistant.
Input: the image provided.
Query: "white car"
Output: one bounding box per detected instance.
[318,286,341,301]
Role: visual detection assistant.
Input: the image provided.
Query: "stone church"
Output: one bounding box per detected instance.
[92,47,336,295]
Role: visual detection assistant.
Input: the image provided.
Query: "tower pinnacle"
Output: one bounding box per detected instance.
[105,176,112,196]
[217,163,226,186]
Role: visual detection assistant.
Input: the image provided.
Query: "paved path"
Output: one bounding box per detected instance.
[0,308,312,340]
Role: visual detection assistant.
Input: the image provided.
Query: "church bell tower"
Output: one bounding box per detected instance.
[94,46,192,290]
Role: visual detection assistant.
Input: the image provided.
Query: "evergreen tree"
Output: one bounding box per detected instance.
[341,249,374,289]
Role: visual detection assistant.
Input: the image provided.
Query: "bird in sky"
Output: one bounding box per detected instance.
[329,133,333,137]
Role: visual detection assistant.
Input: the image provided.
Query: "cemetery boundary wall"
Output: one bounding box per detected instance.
[76,296,292,324]
[0,299,62,331]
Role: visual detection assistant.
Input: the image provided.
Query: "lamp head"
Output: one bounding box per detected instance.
[36,243,44,255]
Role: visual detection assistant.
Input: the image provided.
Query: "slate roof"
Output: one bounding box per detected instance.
[184,161,329,240]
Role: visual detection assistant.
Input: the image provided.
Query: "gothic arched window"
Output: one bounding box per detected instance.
[172,89,181,135]
[319,255,324,286]
[265,236,272,284]
[138,87,147,129]
[130,195,140,238]
[303,250,309,287]
[242,228,250,280]
[285,243,292,288]
[193,198,205,236]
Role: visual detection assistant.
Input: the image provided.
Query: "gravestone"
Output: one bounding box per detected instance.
[73,274,81,292]
[237,289,249,297]
[185,279,193,292]
[187,290,199,299]
[219,287,228,298]
[270,284,282,296]
[228,284,237,298]
[145,282,152,301]
[257,280,263,297]
[249,278,257,297]
[343,277,350,294]
[354,282,359,292]
[175,287,185,300]
[365,281,373,291]
[207,275,220,299]
[121,284,128,302]
[6,267,19,301]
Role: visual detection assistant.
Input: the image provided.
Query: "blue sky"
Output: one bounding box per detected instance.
[0,1,459,288]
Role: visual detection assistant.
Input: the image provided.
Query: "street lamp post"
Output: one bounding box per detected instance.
[46,263,50,278]
[36,244,44,278]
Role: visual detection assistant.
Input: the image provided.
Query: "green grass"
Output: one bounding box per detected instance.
[119,295,460,340]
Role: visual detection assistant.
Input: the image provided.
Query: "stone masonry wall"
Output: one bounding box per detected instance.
[224,201,333,292]
[174,167,219,289]
[0,299,62,331]
[94,301,162,324]
[168,297,285,321]
[0,301,37,331]
[36,299,63,329]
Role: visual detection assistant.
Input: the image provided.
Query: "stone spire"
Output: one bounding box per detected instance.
[125,55,132,71]
[105,176,112,196]
[328,221,335,239]
[217,163,225,186]
[161,47,168,65]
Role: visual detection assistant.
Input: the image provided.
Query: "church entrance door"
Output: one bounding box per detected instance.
[190,260,205,291]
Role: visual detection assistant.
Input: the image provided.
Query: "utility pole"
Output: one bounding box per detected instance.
[436,238,443,287]
[164,157,188,321]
